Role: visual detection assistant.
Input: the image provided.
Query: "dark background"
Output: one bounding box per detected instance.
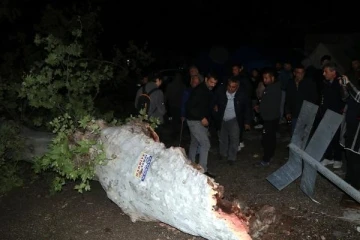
[2,0,359,68]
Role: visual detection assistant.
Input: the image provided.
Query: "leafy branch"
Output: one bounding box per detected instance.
[33,114,109,193]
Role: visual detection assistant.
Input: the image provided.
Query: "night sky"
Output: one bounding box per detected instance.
[2,0,359,60]
[98,0,358,54]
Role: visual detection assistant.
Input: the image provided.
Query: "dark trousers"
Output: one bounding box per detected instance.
[254,110,263,125]
[239,125,244,143]
[344,121,360,189]
[262,119,279,162]
[169,106,181,136]
[314,115,343,161]
[345,150,360,189]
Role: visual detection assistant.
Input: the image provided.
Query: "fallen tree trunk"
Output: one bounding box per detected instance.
[21,126,54,162]
[21,121,276,240]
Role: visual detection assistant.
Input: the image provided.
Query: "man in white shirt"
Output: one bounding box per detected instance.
[214,78,251,165]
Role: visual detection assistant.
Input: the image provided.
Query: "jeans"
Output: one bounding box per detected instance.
[219,118,240,161]
[262,119,279,162]
[187,120,211,172]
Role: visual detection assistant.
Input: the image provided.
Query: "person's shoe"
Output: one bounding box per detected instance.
[254,160,270,167]
[238,142,245,151]
[333,161,343,169]
[321,159,334,166]
[204,172,216,178]
[254,124,263,129]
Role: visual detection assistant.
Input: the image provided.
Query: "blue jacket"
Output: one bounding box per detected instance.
[181,87,192,118]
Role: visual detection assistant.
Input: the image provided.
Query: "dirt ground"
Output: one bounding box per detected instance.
[0,122,359,240]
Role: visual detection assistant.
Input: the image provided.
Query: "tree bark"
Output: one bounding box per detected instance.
[21,122,276,240]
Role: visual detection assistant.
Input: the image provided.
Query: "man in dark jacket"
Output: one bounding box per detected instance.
[165,73,186,137]
[180,75,201,153]
[186,72,218,178]
[254,68,282,166]
[213,77,251,165]
[181,75,201,121]
[317,62,346,169]
[286,64,318,133]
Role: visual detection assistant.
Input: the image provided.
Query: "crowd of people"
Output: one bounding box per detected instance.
[134,56,360,209]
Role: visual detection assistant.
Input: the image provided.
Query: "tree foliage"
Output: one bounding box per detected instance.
[34,3,103,59]
[20,25,114,126]
[0,0,22,23]
[34,110,160,193]
[0,1,155,193]
[33,114,109,193]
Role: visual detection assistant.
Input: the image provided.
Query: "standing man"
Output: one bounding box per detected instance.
[180,75,201,152]
[186,72,218,178]
[214,77,251,165]
[285,64,318,134]
[134,73,166,138]
[165,73,185,138]
[318,62,346,169]
[181,75,201,122]
[254,68,282,166]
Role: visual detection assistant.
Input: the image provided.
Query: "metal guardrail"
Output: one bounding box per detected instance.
[267,101,360,203]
